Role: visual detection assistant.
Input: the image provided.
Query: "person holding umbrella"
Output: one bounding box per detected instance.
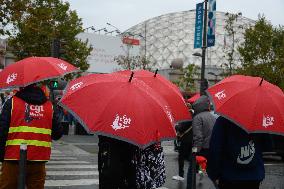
[205,75,284,189]
[59,72,176,189]
[187,95,216,189]
[0,84,63,189]
[0,56,78,189]
[98,135,137,189]
[207,116,271,189]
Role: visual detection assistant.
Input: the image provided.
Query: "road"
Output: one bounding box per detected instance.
[1,135,284,189]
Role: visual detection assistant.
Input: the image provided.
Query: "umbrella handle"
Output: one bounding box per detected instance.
[154,69,158,77]
[156,130,161,142]
[259,78,264,86]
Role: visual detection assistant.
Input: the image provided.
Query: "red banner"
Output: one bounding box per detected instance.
[122,37,140,46]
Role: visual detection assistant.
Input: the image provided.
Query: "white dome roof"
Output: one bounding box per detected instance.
[125,10,255,69]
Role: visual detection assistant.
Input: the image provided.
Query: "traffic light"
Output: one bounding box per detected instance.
[52,81,58,88]
[49,80,58,90]
[51,38,60,58]
[59,40,67,59]
[51,38,67,58]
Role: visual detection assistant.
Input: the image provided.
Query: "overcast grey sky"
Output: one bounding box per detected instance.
[65,0,284,31]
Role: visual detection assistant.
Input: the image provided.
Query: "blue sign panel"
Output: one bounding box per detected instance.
[207,0,216,47]
[194,2,204,49]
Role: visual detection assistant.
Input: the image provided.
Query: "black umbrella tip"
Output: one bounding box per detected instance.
[259,78,264,86]
[128,72,134,82]
[154,69,158,77]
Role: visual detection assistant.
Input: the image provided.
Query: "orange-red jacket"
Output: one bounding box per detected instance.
[4,96,53,161]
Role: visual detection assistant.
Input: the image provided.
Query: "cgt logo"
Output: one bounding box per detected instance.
[111,114,131,131]
[25,104,44,122]
[215,90,226,100]
[70,82,83,90]
[6,73,18,84]
[262,115,274,128]
[58,63,67,71]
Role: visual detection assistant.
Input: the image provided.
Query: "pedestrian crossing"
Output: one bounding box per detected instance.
[0,147,172,188]
[44,148,99,188]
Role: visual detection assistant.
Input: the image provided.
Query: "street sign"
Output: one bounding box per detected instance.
[207,0,216,47]
[122,37,140,46]
[194,2,204,49]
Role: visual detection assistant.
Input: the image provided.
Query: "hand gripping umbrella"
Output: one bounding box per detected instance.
[0,57,79,89]
[207,75,284,135]
[59,73,176,148]
[114,69,191,121]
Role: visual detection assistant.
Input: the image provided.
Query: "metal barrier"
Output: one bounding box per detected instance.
[18,143,27,189]
[191,147,197,189]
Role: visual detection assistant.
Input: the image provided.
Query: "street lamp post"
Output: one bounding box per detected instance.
[208,71,218,83]
[200,0,208,96]
[106,23,121,32]
[106,23,122,36]
[95,28,108,34]
[105,30,116,35]
[138,33,147,58]
[84,26,95,32]
[192,52,202,57]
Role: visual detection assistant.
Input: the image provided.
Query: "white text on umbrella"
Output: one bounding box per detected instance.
[111,114,131,130]
[262,115,274,128]
[70,82,83,90]
[215,90,226,100]
[58,63,67,71]
[164,105,174,123]
[6,73,17,84]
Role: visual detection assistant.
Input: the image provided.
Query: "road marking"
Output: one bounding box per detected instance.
[47,160,90,164]
[265,163,284,166]
[46,164,98,169]
[47,170,99,176]
[50,157,77,160]
[50,154,67,157]
[162,145,178,155]
[45,179,99,186]
[51,149,62,154]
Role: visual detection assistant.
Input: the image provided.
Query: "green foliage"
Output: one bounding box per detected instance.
[174,64,199,93]
[222,12,244,76]
[0,0,21,36]
[114,55,152,70]
[237,17,284,90]
[5,0,92,72]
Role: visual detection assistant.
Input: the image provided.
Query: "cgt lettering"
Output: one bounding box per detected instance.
[30,105,44,114]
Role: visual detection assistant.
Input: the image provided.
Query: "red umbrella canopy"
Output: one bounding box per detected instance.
[0,57,78,89]
[59,73,176,148]
[114,69,191,121]
[207,75,284,135]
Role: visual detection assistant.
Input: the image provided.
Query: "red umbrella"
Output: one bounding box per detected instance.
[187,93,200,104]
[59,73,176,148]
[0,57,78,89]
[114,69,191,121]
[207,75,284,135]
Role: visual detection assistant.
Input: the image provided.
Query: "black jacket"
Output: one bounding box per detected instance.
[175,120,192,159]
[0,85,63,162]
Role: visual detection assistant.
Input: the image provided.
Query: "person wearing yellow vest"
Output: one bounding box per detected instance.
[0,84,63,189]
